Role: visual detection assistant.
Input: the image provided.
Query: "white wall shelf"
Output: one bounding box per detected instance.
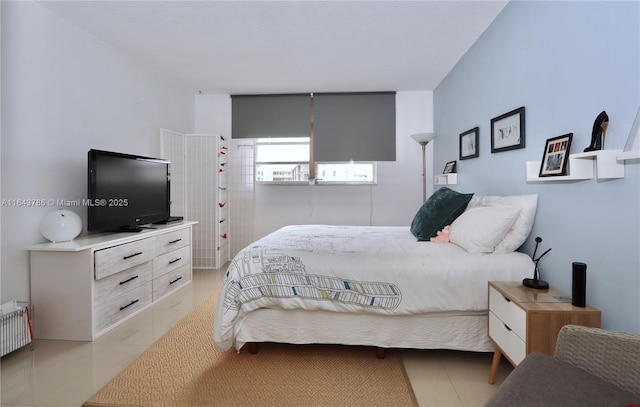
[619,107,639,161]
[573,150,624,179]
[526,150,624,182]
[434,173,457,185]
[618,150,640,161]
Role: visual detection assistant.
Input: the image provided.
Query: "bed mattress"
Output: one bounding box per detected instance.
[214,225,534,351]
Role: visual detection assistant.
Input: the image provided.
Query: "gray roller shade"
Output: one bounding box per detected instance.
[231,94,311,139]
[313,92,396,161]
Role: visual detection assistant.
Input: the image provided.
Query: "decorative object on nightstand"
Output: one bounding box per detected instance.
[39,209,82,242]
[523,236,551,289]
[584,110,609,152]
[410,132,436,203]
[571,262,587,307]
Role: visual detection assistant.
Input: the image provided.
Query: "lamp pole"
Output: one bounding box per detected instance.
[410,133,435,204]
[420,141,427,203]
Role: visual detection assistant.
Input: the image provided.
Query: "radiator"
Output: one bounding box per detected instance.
[1,301,33,357]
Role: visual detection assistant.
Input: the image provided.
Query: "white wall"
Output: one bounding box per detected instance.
[195,91,434,240]
[434,1,640,334]
[0,2,3,301]
[194,95,231,136]
[0,2,194,302]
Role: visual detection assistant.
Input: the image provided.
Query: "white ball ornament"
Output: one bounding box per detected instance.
[40,209,82,242]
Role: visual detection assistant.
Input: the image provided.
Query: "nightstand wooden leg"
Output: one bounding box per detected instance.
[489,347,502,384]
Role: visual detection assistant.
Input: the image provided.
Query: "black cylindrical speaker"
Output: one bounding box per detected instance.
[572,262,587,307]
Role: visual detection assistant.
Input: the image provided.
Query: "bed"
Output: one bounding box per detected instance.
[213,190,538,355]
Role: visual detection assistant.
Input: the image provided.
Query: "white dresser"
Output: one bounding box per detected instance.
[28,222,196,341]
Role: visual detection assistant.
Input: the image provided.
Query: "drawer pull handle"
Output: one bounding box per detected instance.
[123,252,143,260]
[120,299,139,311]
[503,323,512,332]
[169,276,183,285]
[169,238,182,244]
[502,295,511,303]
[119,275,139,285]
[169,257,182,264]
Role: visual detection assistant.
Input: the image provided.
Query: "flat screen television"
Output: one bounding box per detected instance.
[88,149,171,232]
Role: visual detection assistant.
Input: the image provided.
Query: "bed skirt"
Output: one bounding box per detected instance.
[233,308,494,353]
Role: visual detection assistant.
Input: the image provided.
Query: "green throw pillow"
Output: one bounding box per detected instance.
[410,187,474,241]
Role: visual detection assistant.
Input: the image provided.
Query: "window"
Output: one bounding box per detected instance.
[256,138,309,182]
[233,92,392,186]
[255,138,376,185]
[315,162,377,184]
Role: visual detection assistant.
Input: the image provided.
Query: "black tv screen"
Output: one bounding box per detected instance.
[88,149,170,232]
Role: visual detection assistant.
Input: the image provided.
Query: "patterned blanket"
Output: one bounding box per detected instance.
[213,225,533,350]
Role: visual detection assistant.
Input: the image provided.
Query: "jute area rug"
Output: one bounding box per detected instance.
[83,292,418,407]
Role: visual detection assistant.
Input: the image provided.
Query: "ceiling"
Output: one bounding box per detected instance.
[39,1,508,95]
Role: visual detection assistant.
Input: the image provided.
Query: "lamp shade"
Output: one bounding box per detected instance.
[411,132,436,144]
[40,209,82,242]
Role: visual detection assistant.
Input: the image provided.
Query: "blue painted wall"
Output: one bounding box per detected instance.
[434,1,640,334]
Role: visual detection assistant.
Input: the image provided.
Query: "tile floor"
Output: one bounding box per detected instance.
[1,268,513,407]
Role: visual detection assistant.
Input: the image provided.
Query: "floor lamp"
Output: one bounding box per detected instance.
[411,132,436,203]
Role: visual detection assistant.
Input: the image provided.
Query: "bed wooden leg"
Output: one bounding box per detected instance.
[488,347,502,384]
[247,343,259,354]
[375,347,386,359]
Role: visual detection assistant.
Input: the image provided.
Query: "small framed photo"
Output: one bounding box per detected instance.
[443,160,457,174]
[491,106,525,153]
[459,127,479,160]
[539,133,573,177]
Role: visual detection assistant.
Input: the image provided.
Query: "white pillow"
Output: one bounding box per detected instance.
[449,205,521,254]
[465,194,538,253]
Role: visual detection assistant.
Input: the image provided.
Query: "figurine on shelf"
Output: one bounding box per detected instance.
[523,236,552,289]
[584,111,609,152]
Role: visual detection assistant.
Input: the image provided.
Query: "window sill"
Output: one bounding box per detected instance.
[257,181,376,186]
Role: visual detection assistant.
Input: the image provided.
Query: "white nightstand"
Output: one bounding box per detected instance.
[488,281,601,384]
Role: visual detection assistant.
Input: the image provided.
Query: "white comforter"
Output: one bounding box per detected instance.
[213,225,533,350]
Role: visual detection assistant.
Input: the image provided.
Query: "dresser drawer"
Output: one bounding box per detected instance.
[489,311,526,365]
[94,281,152,334]
[94,262,152,304]
[153,246,191,279]
[153,264,191,300]
[155,227,190,256]
[95,238,156,280]
[489,286,526,341]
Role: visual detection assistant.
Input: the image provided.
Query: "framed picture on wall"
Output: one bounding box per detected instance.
[539,133,573,177]
[459,127,479,160]
[443,160,457,174]
[491,106,525,153]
